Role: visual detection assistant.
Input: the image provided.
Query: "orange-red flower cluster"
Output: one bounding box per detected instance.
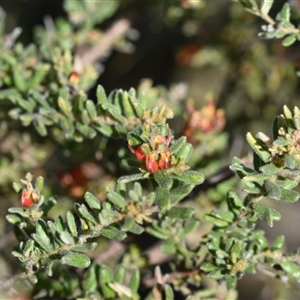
[129,130,173,173]
[183,100,225,143]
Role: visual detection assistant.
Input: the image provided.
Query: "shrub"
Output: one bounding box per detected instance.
[1,1,300,299]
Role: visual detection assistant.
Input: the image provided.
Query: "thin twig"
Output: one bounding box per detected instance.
[143,268,200,288]
[74,18,131,73]
[0,272,29,290]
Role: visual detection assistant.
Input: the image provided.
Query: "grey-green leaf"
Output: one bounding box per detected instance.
[167,207,194,220]
[155,187,169,211]
[280,261,300,278]
[61,252,91,268]
[100,226,126,241]
[84,192,101,210]
[66,211,78,237]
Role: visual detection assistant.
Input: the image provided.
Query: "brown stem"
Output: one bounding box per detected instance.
[74,19,131,73]
[143,268,200,288]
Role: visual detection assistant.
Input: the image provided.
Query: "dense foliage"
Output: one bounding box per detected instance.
[1,1,300,299]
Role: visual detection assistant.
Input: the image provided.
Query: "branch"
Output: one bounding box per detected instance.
[74,18,131,73]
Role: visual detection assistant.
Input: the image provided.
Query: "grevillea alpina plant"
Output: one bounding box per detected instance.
[1,1,300,299]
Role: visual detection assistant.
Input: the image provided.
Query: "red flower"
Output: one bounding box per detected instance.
[146,153,159,173]
[21,190,33,208]
[158,151,171,170]
[128,145,146,162]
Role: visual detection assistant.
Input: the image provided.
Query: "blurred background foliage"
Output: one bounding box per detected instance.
[1,0,300,299]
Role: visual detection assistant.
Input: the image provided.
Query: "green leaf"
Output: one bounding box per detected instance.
[294,107,300,129]
[114,265,126,283]
[59,118,75,139]
[55,216,65,231]
[265,181,299,202]
[118,173,148,184]
[100,266,116,298]
[23,239,35,257]
[121,217,135,232]
[103,103,125,124]
[169,136,187,154]
[155,187,169,211]
[260,163,281,175]
[84,192,101,210]
[130,222,144,235]
[271,235,285,251]
[200,263,218,272]
[133,182,142,198]
[99,208,120,226]
[179,219,200,236]
[164,284,174,299]
[230,239,244,258]
[76,123,97,139]
[175,143,193,163]
[161,239,176,254]
[276,3,291,23]
[128,269,140,292]
[170,184,193,205]
[283,105,295,128]
[66,211,78,238]
[280,261,300,278]
[167,207,194,220]
[61,252,91,268]
[72,242,97,253]
[83,263,99,291]
[227,191,243,209]
[33,118,47,136]
[58,96,73,118]
[59,230,75,245]
[20,113,33,126]
[211,210,234,223]
[13,182,22,193]
[34,176,44,192]
[247,132,271,163]
[253,203,281,227]
[204,214,229,227]
[154,170,173,189]
[86,100,97,120]
[81,109,90,125]
[12,251,25,262]
[32,220,53,253]
[146,226,169,239]
[225,275,237,290]
[6,214,22,224]
[121,91,136,117]
[13,69,26,92]
[107,187,127,209]
[208,269,224,280]
[76,203,98,225]
[260,0,274,15]
[282,35,297,47]
[172,170,204,185]
[100,226,126,241]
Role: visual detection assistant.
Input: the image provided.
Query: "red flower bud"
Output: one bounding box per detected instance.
[21,190,34,208]
[21,189,40,208]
